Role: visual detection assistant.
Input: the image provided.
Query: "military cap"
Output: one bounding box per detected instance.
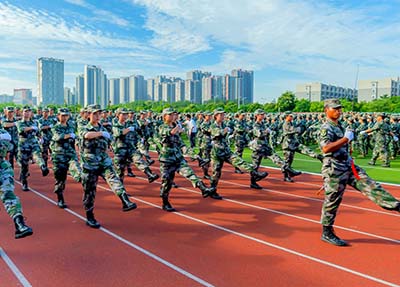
[324,98,342,109]
[80,108,86,113]
[15,106,21,111]
[140,110,147,114]
[162,107,176,115]
[254,109,265,115]
[58,108,70,115]
[284,111,293,116]
[213,107,225,115]
[204,110,212,116]
[86,104,102,113]
[22,105,31,111]
[116,107,129,114]
[376,112,386,118]
[237,109,246,114]
[5,106,14,112]
[43,107,50,112]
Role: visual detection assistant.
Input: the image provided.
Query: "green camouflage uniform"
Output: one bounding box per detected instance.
[38,116,53,166]
[2,117,18,168]
[79,122,127,212]
[198,118,212,176]
[319,119,400,226]
[51,123,81,197]
[16,119,46,182]
[233,118,249,157]
[0,129,22,218]
[369,120,390,166]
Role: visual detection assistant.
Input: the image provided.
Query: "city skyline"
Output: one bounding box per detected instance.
[1,1,400,103]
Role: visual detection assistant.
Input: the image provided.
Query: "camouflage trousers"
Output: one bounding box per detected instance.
[234,140,247,157]
[321,164,399,226]
[138,139,151,161]
[370,143,389,165]
[388,139,398,159]
[52,153,82,195]
[283,144,320,168]
[356,137,368,156]
[81,164,126,212]
[18,144,46,181]
[8,141,18,168]
[114,148,149,181]
[0,158,22,219]
[159,159,201,197]
[41,140,51,166]
[210,150,254,188]
[251,147,287,172]
[199,143,212,172]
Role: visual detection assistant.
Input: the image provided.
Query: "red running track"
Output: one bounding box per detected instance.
[0,156,399,287]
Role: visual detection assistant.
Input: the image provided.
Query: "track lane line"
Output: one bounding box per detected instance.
[0,247,32,287]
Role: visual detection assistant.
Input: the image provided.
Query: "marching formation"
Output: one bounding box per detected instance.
[1,99,400,246]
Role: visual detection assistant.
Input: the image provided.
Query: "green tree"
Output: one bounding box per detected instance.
[293,99,311,112]
[277,91,296,112]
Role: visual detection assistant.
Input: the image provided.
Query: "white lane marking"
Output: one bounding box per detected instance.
[0,247,32,287]
[14,181,215,287]
[96,184,400,287]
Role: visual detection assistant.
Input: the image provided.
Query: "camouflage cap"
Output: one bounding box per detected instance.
[116,107,129,114]
[213,107,225,115]
[58,108,70,115]
[204,110,212,116]
[43,107,50,112]
[5,106,14,112]
[324,98,342,109]
[162,107,176,115]
[140,110,147,114]
[237,109,246,115]
[284,111,293,116]
[376,112,386,118]
[254,108,265,115]
[22,105,32,111]
[86,104,102,113]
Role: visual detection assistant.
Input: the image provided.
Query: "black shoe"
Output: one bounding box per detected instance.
[250,182,262,189]
[148,173,159,183]
[41,165,49,176]
[22,181,29,191]
[119,193,137,212]
[234,168,244,174]
[14,215,33,239]
[172,182,179,188]
[321,226,348,246]
[196,181,214,198]
[162,198,176,212]
[317,154,324,162]
[127,171,136,177]
[86,211,101,229]
[287,168,302,177]
[210,191,223,200]
[250,171,268,182]
[57,194,67,209]
[198,157,211,168]
[284,176,294,182]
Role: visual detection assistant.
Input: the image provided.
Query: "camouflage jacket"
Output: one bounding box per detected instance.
[16,119,41,149]
[112,121,137,153]
[158,123,184,163]
[249,121,272,153]
[370,121,391,145]
[210,122,231,157]
[2,117,18,145]
[79,123,112,170]
[282,121,300,150]
[0,128,11,158]
[198,120,212,148]
[234,119,249,143]
[38,117,54,143]
[51,123,77,156]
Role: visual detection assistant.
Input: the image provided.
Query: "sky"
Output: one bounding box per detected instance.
[1,0,400,103]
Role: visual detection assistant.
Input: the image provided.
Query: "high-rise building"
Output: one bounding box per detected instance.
[0,94,13,104]
[295,82,357,102]
[129,75,146,102]
[119,77,129,104]
[175,79,185,102]
[37,57,64,106]
[14,89,32,105]
[231,69,254,104]
[202,75,224,103]
[76,74,84,106]
[84,65,108,108]
[162,81,175,103]
[147,78,155,101]
[108,78,120,105]
[64,87,76,105]
[358,77,400,102]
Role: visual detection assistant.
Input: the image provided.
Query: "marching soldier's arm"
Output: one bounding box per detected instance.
[320,127,349,154]
[2,121,15,128]
[84,131,103,139]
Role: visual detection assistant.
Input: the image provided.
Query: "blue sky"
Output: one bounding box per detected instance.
[1,0,400,103]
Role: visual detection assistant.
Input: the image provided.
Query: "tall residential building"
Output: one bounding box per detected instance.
[147,78,155,101]
[175,79,185,102]
[14,89,32,105]
[202,75,224,103]
[231,69,254,104]
[0,94,13,103]
[84,65,108,108]
[119,77,129,104]
[358,77,400,102]
[129,75,146,102]
[64,87,76,105]
[75,74,84,106]
[108,78,120,105]
[37,57,64,105]
[162,81,176,103]
[295,82,357,102]
[224,75,236,101]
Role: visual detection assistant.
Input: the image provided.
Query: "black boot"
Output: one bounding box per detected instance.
[234,167,244,174]
[14,215,33,239]
[196,181,215,198]
[41,165,49,176]
[286,168,302,177]
[147,158,155,165]
[321,226,348,246]
[172,182,179,188]
[203,168,211,180]
[144,168,159,183]
[197,156,210,168]
[283,171,294,182]
[127,168,136,177]
[22,180,29,191]
[250,170,268,182]
[119,193,137,212]
[57,193,67,209]
[162,196,176,212]
[250,177,262,189]
[86,210,101,229]
[317,154,324,162]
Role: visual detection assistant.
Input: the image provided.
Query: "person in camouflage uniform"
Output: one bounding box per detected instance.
[0,128,33,239]
[79,104,137,228]
[249,109,301,189]
[2,107,19,168]
[388,116,399,159]
[112,108,159,184]
[50,108,82,208]
[233,111,249,174]
[281,111,323,182]
[38,108,54,167]
[197,111,213,179]
[319,99,400,247]
[157,108,215,212]
[125,110,139,177]
[137,110,154,165]
[355,116,369,157]
[209,108,268,199]
[17,106,49,191]
[361,113,396,167]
